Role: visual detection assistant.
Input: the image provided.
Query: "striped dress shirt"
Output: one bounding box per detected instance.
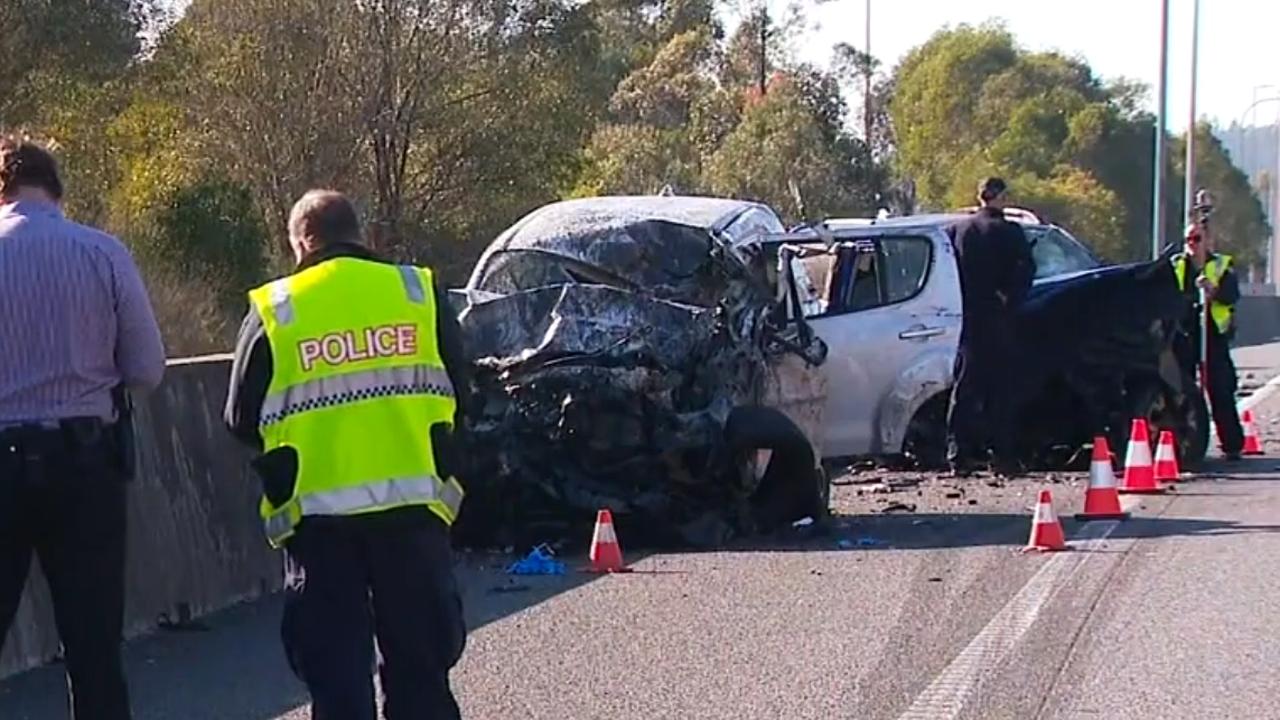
[0,199,166,425]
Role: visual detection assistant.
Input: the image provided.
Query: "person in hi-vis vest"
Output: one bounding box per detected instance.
[224,190,471,719]
[1173,217,1244,460]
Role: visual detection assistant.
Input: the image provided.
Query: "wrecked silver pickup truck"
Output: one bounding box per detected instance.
[449,196,830,548]
[772,210,1208,470]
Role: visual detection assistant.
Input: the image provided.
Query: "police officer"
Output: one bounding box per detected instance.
[224,190,470,719]
[1173,212,1245,460]
[0,137,165,719]
[945,177,1036,476]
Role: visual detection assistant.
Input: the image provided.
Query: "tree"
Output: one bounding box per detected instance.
[0,0,145,125]
[889,22,1018,206]
[1173,125,1273,269]
[572,27,723,196]
[885,23,1272,264]
[165,0,606,278]
[704,76,867,222]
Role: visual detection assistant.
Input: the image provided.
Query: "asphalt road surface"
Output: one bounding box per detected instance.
[4,343,1280,720]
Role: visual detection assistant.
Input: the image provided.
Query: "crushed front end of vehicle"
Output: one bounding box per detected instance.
[450,198,829,549]
[1009,249,1209,467]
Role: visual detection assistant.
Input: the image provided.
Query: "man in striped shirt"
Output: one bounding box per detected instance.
[0,137,165,719]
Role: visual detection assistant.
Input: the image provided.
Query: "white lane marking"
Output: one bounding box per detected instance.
[896,515,1127,720]
[896,370,1280,720]
[1238,370,1280,415]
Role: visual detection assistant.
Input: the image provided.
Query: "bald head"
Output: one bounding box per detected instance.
[288,190,362,264]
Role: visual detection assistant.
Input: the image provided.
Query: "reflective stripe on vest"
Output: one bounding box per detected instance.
[269,279,296,326]
[248,259,461,548]
[1172,253,1234,334]
[258,364,455,428]
[262,475,465,546]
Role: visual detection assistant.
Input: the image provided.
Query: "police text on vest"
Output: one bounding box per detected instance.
[297,325,418,371]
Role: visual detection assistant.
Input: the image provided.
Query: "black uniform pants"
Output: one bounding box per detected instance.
[0,423,131,720]
[1205,334,1245,455]
[947,318,1020,467]
[282,510,466,720]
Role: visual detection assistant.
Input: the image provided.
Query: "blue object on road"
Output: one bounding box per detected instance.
[506,544,567,575]
[837,536,887,550]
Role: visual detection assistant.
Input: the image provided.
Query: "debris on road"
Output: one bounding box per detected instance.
[488,583,533,595]
[506,545,567,576]
[837,535,888,549]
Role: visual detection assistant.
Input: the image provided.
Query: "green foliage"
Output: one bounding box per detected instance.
[890,23,1271,267]
[572,125,701,197]
[1173,126,1272,268]
[0,0,142,124]
[704,78,863,221]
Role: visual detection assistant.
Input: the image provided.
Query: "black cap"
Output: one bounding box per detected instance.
[978,177,1008,201]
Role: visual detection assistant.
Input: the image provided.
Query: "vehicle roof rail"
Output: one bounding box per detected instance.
[1001,206,1044,224]
[955,205,1044,225]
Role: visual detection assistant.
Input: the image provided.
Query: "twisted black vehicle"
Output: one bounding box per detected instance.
[448,196,831,549]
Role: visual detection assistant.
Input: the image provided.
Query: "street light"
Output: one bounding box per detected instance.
[1151,0,1170,260]
[864,0,872,144]
[1184,0,1201,224]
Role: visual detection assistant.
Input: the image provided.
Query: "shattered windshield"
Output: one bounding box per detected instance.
[1026,226,1100,279]
[472,220,729,307]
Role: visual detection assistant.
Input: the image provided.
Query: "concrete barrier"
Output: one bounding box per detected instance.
[0,357,281,679]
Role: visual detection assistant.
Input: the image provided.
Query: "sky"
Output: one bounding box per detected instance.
[769,0,1280,132]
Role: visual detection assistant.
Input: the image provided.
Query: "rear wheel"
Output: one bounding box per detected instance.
[900,393,950,469]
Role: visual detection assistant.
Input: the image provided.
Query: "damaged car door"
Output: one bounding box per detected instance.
[768,229,961,460]
[778,214,1208,469]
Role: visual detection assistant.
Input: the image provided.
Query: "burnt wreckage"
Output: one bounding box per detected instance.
[449,197,830,548]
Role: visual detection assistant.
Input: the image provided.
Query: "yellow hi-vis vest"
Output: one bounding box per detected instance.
[1172,253,1235,335]
[247,257,463,548]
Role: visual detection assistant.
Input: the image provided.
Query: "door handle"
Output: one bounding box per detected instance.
[898,326,945,340]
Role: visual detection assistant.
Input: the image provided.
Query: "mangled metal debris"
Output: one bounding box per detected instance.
[450,196,830,548]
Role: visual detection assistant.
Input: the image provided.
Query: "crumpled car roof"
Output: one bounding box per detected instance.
[466,196,774,306]
[490,195,768,248]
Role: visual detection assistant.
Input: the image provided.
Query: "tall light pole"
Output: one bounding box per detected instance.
[1184,0,1202,222]
[1151,0,1170,259]
[864,0,872,144]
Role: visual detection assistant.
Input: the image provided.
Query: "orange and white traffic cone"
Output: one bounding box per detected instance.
[1119,418,1165,494]
[587,509,629,573]
[1153,430,1182,483]
[1023,489,1068,552]
[1241,410,1264,456]
[1075,436,1130,521]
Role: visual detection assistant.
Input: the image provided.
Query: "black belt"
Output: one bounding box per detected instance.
[0,417,110,456]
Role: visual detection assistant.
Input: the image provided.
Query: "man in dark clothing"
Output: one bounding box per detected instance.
[945,177,1036,476]
[224,190,472,719]
[1172,218,1245,460]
